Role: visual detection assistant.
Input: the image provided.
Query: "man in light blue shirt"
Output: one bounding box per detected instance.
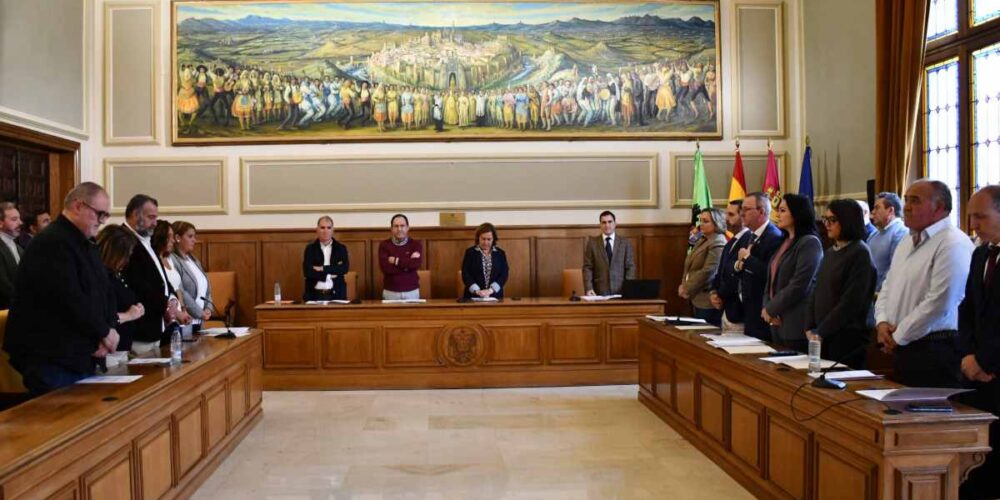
[868,192,909,291]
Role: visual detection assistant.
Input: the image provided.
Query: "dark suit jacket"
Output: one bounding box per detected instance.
[302,239,349,301]
[0,238,23,309]
[582,235,636,295]
[3,215,115,375]
[461,246,509,299]
[738,223,784,340]
[763,234,823,344]
[712,231,751,324]
[959,245,1000,378]
[121,224,174,343]
[108,269,139,352]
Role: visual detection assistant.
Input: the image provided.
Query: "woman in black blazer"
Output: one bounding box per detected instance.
[461,223,509,299]
[96,225,145,353]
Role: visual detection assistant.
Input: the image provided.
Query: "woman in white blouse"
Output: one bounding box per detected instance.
[152,220,192,328]
[169,221,213,330]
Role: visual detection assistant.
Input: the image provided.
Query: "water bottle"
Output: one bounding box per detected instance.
[274,281,282,305]
[170,327,183,365]
[808,335,822,373]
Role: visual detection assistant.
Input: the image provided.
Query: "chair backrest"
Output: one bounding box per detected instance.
[205,271,237,321]
[456,270,465,298]
[562,268,584,298]
[0,310,27,393]
[345,271,358,300]
[417,269,431,299]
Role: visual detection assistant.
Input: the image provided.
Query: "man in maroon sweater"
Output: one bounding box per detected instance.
[379,214,423,299]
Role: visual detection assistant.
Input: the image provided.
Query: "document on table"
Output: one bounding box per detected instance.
[645,315,670,322]
[855,387,973,401]
[705,336,764,346]
[127,358,172,366]
[807,370,882,381]
[305,300,351,305]
[470,297,499,302]
[675,325,719,331]
[381,299,428,304]
[666,316,707,324]
[201,327,252,337]
[701,333,761,342]
[718,345,776,355]
[77,375,142,384]
[759,354,836,370]
[579,294,621,301]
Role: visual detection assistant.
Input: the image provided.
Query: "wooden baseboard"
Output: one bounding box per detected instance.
[265,367,637,390]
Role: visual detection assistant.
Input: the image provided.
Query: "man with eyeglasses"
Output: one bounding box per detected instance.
[121,194,179,355]
[734,192,784,341]
[3,182,120,396]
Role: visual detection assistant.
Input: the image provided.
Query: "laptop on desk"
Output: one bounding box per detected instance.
[621,279,661,299]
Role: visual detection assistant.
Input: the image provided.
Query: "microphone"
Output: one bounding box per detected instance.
[810,340,873,390]
[569,290,580,302]
[200,296,235,339]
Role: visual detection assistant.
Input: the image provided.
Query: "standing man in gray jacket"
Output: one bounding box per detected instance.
[583,211,636,296]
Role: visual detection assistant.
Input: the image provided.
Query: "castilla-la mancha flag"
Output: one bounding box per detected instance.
[763,147,782,222]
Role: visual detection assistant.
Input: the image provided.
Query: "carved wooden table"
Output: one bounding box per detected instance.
[256,298,664,389]
[0,331,263,500]
[638,319,995,500]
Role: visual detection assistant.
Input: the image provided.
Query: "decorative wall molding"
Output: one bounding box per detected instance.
[104,157,227,215]
[670,150,788,207]
[240,153,658,213]
[731,0,786,138]
[103,1,159,145]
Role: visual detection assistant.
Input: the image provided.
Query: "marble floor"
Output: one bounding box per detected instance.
[193,385,752,499]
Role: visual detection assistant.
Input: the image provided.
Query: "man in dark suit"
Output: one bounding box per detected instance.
[15,211,50,249]
[303,216,350,301]
[735,193,784,341]
[711,200,749,332]
[3,183,118,396]
[957,186,1000,500]
[121,194,176,355]
[0,202,23,309]
[583,210,636,296]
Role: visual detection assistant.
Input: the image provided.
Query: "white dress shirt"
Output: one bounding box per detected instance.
[314,241,334,290]
[603,232,616,252]
[874,217,973,346]
[0,232,19,264]
[123,223,168,296]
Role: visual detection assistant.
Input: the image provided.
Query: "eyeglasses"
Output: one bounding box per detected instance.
[81,202,110,223]
[821,216,839,225]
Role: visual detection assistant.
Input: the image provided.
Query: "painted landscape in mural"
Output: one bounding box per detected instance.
[173,1,720,143]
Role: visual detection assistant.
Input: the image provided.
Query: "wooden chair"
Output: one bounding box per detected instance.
[417,269,431,299]
[562,268,584,298]
[203,271,236,328]
[456,270,466,298]
[345,271,358,301]
[0,309,27,394]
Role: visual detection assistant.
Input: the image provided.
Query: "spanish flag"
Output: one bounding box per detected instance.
[728,148,747,203]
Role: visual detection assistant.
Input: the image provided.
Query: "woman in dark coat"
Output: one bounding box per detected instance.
[461,223,509,299]
[806,199,877,368]
[96,225,145,352]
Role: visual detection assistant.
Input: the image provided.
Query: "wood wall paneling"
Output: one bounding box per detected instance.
[205,241,258,325]
[263,328,318,369]
[136,422,173,500]
[485,324,543,365]
[548,322,601,364]
[80,447,133,500]
[767,413,813,500]
[322,326,378,368]
[534,237,586,297]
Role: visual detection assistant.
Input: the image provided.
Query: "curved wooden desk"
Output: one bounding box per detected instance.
[638,319,995,500]
[0,332,262,500]
[256,298,664,390]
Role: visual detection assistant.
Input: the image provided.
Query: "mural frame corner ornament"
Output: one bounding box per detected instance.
[170,0,722,145]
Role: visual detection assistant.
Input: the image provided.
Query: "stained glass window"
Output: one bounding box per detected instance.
[925,59,961,227]
[972,0,1000,25]
[927,0,959,40]
[972,43,1000,193]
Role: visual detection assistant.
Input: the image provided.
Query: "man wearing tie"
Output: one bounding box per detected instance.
[583,211,636,296]
[957,186,1000,500]
[875,180,972,388]
[710,199,748,333]
[734,193,784,341]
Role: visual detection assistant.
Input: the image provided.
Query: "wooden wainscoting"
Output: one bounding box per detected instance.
[194,224,691,326]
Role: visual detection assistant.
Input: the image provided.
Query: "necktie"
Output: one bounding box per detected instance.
[605,237,613,263]
[985,246,1000,290]
[912,232,922,247]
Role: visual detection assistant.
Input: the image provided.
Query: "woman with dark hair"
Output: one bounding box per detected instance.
[96,225,145,352]
[152,221,192,327]
[762,193,823,351]
[806,199,877,368]
[461,223,509,300]
[680,208,727,325]
[170,221,214,330]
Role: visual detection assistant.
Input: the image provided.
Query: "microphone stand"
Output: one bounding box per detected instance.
[810,341,874,390]
[200,296,236,338]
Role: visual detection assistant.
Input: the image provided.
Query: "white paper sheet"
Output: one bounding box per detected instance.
[305,300,351,305]
[200,327,251,337]
[381,299,428,304]
[675,325,720,331]
[856,387,972,401]
[77,375,142,384]
[470,297,499,302]
[579,294,622,301]
[645,315,669,321]
[706,337,765,346]
[666,316,707,324]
